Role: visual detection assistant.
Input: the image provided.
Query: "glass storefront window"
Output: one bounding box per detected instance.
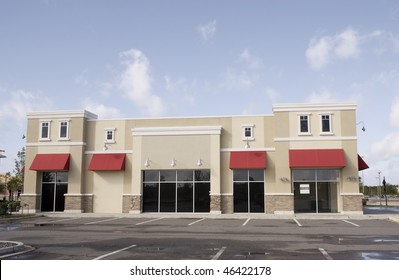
[160,170,176,182]
[194,170,210,182]
[177,170,193,181]
[292,169,339,213]
[317,169,339,181]
[143,170,210,213]
[292,169,316,181]
[143,170,159,182]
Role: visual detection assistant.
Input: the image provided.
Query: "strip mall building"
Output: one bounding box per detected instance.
[22,103,369,215]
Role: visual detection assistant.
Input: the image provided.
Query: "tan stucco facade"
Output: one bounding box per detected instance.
[21,103,364,214]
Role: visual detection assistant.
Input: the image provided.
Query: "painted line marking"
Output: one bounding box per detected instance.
[343,220,360,227]
[93,244,137,260]
[293,218,302,227]
[40,217,81,224]
[242,218,251,226]
[188,218,205,226]
[135,217,165,225]
[319,248,333,260]
[84,217,122,225]
[212,246,227,260]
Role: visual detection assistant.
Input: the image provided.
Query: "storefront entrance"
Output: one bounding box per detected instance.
[41,172,68,212]
[292,169,339,213]
[142,170,210,213]
[233,169,265,213]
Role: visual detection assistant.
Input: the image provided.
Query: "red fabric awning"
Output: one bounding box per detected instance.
[88,154,126,171]
[358,155,369,171]
[230,151,267,169]
[30,154,70,171]
[289,149,346,168]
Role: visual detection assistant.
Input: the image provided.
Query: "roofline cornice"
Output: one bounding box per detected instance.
[27,110,98,120]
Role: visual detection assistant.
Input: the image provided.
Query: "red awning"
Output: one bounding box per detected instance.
[230,151,267,169]
[88,154,126,171]
[358,155,369,171]
[289,149,346,168]
[30,154,70,171]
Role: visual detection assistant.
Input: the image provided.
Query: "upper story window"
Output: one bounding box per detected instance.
[298,114,311,135]
[40,121,51,141]
[242,124,255,141]
[320,113,333,134]
[105,128,116,143]
[59,120,70,140]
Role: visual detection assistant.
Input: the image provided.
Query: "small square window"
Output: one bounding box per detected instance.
[105,128,116,143]
[244,127,252,137]
[242,125,254,140]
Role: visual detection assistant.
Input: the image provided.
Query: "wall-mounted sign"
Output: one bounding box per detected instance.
[300,184,310,194]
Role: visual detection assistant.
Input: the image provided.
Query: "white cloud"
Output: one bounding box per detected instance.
[220,68,253,90]
[390,96,399,127]
[81,98,123,119]
[306,27,360,70]
[118,49,166,117]
[264,87,280,102]
[306,37,333,70]
[198,20,216,42]
[239,48,261,69]
[334,28,359,58]
[371,132,399,161]
[306,89,336,103]
[0,90,52,123]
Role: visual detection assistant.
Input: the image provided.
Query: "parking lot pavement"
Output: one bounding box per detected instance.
[1,216,399,260]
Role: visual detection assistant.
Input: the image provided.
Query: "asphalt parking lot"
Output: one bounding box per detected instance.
[1,215,399,260]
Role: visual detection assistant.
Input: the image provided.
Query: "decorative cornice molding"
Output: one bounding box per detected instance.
[27,110,98,120]
[273,103,356,112]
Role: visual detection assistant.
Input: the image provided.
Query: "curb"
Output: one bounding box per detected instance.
[0,241,26,255]
[0,241,35,259]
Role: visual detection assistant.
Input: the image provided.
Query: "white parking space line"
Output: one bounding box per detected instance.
[242,218,251,226]
[188,218,205,226]
[40,217,81,224]
[318,248,333,260]
[212,246,227,260]
[135,217,165,225]
[84,217,122,225]
[93,244,137,260]
[343,220,360,227]
[293,218,302,227]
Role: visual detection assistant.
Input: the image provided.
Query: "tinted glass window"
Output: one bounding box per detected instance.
[160,170,176,182]
[194,170,210,181]
[249,169,264,181]
[292,169,316,181]
[143,170,159,182]
[177,170,193,182]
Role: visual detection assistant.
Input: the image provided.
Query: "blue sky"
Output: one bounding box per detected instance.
[1,0,399,186]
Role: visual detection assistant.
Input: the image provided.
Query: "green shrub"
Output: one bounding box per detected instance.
[8,201,21,212]
[0,201,8,215]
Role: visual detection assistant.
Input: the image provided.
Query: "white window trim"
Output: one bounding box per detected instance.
[241,124,255,141]
[297,113,312,135]
[319,113,334,135]
[105,128,116,144]
[39,120,52,141]
[58,120,71,141]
